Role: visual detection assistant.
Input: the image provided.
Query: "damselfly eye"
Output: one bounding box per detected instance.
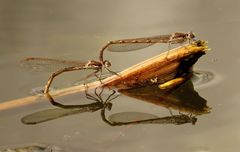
[103,60,111,67]
[188,31,196,39]
[106,103,112,110]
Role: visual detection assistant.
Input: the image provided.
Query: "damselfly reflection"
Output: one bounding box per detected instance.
[21,78,209,126]
[101,111,197,126]
[21,87,120,125]
[21,31,195,95]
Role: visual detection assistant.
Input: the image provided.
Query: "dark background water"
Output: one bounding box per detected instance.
[0,0,239,151]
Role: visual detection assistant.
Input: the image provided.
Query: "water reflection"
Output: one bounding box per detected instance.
[102,111,197,126]
[21,88,118,125]
[21,78,210,126]
[119,79,211,115]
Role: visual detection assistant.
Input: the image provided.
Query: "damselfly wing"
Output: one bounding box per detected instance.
[106,34,172,52]
[106,32,194,52]
[20,57,87,72]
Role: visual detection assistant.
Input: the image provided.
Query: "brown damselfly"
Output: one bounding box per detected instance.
[21,31,195,95]
[99,31,196,62]
[21,57,114,94]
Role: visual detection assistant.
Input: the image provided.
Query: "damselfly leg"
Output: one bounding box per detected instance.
[44,66,87,93]
[84,83,119,106]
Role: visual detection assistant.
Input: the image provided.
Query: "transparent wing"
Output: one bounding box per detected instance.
[107,34,171,52]
[20,57,86,72]
[21,102,102,124]
[21,108,81,124]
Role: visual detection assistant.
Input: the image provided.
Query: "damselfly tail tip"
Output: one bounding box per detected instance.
[24,57,34,60]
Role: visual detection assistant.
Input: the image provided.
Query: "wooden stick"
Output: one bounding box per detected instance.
[0,41,208,111]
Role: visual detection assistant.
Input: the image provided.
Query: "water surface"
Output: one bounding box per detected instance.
[0,0,240,151]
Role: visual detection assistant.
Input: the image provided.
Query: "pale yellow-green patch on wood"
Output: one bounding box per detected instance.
[158,77,185,89]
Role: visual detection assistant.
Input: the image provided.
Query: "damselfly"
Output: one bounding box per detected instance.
[99,31,196,62]
[21,57,113,94]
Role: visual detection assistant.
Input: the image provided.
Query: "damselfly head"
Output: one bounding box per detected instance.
[103,60,111,67]
[187,31,196,39]
[106,102,113,111]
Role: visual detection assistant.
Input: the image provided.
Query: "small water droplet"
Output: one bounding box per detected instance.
[74,131,80,135]
[119,132,125,137]
[63,134,72,141]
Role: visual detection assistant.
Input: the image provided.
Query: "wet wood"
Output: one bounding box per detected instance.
[104,40,208,89]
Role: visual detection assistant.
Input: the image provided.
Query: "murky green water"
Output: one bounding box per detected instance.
[0,0,240,151]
